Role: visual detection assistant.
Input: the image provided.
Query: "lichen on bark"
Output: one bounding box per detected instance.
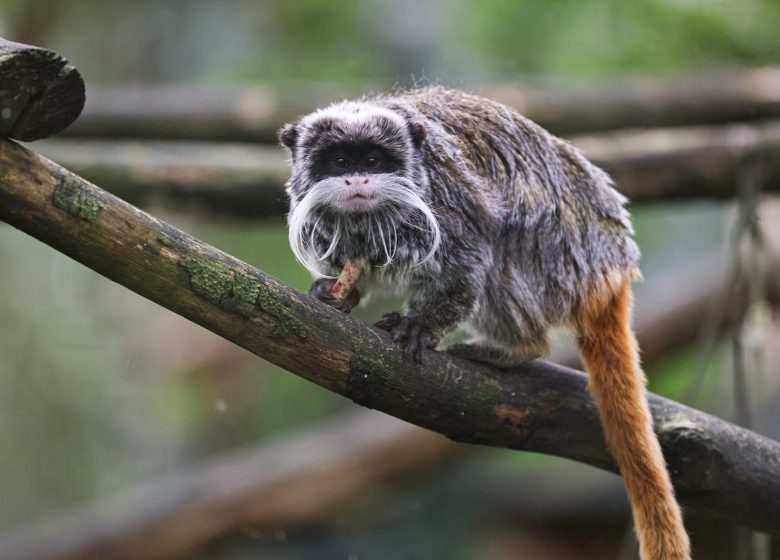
[256,284,309,339]
[178,255,233,305]
[52,175,104,222]
[157,231,174,247]
[178,254,308,339]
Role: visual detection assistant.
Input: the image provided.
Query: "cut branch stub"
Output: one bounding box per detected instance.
[0,38,85,141]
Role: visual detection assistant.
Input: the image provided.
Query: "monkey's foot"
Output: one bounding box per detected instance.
[445,343,540,369]
[308,278,360,314]
[374,312,439,362]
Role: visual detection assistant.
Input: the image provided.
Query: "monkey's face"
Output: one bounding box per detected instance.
[279,103,427,213]
[279,102,439,274]
[304,140,405,212]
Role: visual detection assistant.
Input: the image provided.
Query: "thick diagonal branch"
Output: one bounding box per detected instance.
[1,138,779,536]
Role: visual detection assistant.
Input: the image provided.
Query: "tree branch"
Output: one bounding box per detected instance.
[1,138,780,535]
[31,119,780,219]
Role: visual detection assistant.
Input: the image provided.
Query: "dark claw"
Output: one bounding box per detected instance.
[374,313,439,363]
[419,330,437,350]
[374,311,403,331]
[405,324,421,360]
[392,317,410,343]
[309,277,336,301]
[308,278,360,314]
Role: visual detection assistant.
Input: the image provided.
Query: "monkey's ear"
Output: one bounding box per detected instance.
[408,121,427,148]
[278,122,299,149]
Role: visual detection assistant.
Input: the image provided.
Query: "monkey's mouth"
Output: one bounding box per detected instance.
[338,191,379,211]
[350,193,380,203]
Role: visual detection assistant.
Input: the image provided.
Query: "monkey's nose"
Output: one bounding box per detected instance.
[344,179,351,186]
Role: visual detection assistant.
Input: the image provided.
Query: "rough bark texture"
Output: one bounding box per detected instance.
[0,37,84,141]
[1,138,780,537]
[32,120,780,219]
[60,67,780,141]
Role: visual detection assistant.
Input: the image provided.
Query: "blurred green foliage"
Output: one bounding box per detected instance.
[1,0,779,83]
[460,0,780,77]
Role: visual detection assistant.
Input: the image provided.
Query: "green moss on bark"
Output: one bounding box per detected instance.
[52,176,104,222]
[256,285,308,339]
[179,255,307,339]
[179,255,233,305]
[157,231,174,247]
[233,271,261,305]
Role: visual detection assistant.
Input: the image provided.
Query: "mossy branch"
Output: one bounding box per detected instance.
[1,138,780,536]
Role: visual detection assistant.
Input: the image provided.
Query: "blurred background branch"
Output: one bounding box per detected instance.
[38,67,780,142]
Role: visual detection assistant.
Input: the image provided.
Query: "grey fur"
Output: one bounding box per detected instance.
[280,86,640,363]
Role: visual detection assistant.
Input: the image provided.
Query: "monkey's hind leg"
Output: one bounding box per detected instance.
[445,337,548,369]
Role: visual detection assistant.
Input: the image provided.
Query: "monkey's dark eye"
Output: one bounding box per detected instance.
[332,156,349,169]
[364,156,379,168]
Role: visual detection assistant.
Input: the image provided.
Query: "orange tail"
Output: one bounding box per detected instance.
[576,277,690,560]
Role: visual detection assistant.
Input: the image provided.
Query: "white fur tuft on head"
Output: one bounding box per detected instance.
[300,101,409,131]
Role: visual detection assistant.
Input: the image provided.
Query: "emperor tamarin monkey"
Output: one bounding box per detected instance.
[279,86,690,560]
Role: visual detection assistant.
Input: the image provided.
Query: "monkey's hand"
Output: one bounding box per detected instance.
[374,312,439,362]
[308,278,361,314]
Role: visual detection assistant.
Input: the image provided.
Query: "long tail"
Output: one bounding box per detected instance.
[575,277,691,560]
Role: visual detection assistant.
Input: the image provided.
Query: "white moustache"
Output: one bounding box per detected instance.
[288,173,441,276]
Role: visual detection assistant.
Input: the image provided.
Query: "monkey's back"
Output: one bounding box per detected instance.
[384,87,640,339]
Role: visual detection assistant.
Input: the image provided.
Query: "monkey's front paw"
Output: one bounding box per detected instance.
[374,313,439,362]
[308,278,360,314]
